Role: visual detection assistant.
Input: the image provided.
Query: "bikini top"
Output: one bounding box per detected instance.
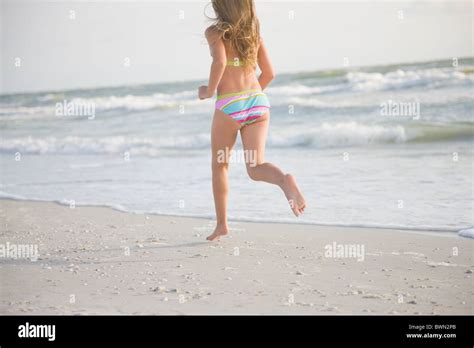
[226,58,246,67]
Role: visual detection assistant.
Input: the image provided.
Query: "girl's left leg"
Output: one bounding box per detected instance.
[207,109,240,241]
[240,112,306,216]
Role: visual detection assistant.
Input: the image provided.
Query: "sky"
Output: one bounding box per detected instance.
[1,0,472,94]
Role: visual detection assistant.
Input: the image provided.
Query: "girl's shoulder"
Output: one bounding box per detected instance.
[205,24,219,38]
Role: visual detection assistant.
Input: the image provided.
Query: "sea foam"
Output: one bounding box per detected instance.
[458,227,474,239]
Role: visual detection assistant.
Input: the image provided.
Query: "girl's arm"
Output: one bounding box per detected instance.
[199,26,227,99]
[257,38,275,90]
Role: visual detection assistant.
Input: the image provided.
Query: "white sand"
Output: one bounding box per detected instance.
[0,199,472,315]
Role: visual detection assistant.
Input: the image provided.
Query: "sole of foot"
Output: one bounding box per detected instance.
[282,174,306,217]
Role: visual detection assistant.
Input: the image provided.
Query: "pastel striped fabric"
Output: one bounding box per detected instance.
[216,89,270,126]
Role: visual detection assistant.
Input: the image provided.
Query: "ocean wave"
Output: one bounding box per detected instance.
[1,66,472,118]
[267,83,347,96]
[458,227,474,239]
[0,191,131,214]
[0,90,213,120]
[0,134,211,155]
[268,68,473,99]
[1,122,470,155]
[268,94,473,110]
[68,90,205,111]
[268,122,407,148]
[347,68,473,91]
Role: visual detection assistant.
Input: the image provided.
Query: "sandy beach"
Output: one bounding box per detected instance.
[0,198,472,315]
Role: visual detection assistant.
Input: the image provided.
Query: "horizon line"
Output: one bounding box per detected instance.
[1,55,472,98]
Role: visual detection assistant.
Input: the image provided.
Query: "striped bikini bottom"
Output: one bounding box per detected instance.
[215,89,271,126]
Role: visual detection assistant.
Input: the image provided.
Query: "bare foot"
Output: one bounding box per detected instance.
[281,174,306,217]
[206,223,229,241]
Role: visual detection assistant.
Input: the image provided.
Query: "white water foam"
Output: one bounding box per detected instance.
[347,68,473,92]
[268,122,407,148]
[0,134,211,155]
[0,192,463,234]
[1,120,470,155]
[458,227,474,239]
[2,67,472,118]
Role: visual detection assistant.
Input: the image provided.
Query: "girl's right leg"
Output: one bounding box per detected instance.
[207,109,240,241]
[240,112,306,216]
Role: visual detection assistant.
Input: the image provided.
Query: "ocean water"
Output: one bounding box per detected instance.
[1,58,473,234]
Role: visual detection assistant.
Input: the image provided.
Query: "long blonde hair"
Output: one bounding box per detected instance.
[210,0,260,69]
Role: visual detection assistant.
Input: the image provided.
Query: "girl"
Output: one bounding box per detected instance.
[199,0,306,241]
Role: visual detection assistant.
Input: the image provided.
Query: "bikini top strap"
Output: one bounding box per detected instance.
[227,58,246,67]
